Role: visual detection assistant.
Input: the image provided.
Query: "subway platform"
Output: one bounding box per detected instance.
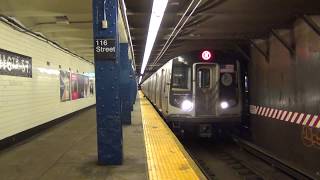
[0,92,205,180]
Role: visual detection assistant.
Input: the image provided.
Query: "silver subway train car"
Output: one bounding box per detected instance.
[141,50,245,137]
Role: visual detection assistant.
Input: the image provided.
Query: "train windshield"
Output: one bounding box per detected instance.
[172,65,191,90]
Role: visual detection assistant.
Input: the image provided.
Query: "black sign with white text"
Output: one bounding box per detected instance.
[94,38,116,60]
[0,49,32,78]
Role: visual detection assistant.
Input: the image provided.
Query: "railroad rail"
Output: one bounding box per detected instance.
[182,135,314,180]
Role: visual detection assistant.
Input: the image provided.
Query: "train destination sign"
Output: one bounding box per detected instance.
[0,49,32,78]
[94,38,116,60]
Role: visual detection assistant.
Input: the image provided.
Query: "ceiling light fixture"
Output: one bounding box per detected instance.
[139,76,142,84]
[153,0,202,65]
[140,0,168,76]
[102,0,108,29]
[55,16,70,24]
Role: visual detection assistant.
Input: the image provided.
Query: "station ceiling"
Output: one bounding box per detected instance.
[0,0,94,61]
[0,0,319,76]
[125,0,320,76]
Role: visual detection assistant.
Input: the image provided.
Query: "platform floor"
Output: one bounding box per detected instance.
[0,97,147,180]
[139,92,206,180]
[0,93,206,180]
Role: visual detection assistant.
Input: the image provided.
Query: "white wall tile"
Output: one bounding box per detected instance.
[0,22,96,140]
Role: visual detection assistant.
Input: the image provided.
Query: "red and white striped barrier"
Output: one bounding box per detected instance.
[250,105,320,128]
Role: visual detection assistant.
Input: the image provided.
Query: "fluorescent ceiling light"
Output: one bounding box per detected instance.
[140,0,168,75]
[139,76,142,84]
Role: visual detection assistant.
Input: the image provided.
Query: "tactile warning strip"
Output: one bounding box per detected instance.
[139,91,206,180]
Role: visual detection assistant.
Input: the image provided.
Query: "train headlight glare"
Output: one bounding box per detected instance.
[220,101,229,109]
[181,100,193,111]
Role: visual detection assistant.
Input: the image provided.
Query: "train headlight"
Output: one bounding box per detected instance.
[181,100,193,112]
[220,101,229,109]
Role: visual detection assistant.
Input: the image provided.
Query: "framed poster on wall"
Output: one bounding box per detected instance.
[60,70,71,101]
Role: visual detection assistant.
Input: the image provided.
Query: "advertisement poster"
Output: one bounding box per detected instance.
[70,73,95,100]
[60,70,70,101]
[89,79,95,96]
[78,75,85,98]
[83,76,89,98]
[71,73,80,100]
[71,74,91,100]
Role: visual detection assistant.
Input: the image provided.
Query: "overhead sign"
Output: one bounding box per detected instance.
[0,49,32,78]
[202,50,212,60]
[200,50,214,61]
[94,38,116,60]
[220,64,235,73]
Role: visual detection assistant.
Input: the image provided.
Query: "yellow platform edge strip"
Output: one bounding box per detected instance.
[139,91,207,180]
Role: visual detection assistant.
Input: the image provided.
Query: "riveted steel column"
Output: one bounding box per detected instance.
[120,43,131,125]
[92,0,122,165]
[129,66,137,110]
[132,71,137,105]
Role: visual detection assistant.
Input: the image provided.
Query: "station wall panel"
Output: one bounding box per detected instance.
[248,16,320,178]
[0,22,96,140]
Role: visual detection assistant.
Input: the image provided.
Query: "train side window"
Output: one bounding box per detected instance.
[198,68,210,88]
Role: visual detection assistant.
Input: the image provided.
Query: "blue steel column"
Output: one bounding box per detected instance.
[120,43,131,125]
[132,70,137,106]
[129,65,137,109]
[92,0,122,165]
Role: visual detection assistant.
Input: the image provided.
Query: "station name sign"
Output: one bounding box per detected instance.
[94,38,116,60]
[0,49,32,78]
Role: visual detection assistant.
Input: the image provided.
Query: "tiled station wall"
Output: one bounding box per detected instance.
[0,22,96,140]
[248,16,320,178]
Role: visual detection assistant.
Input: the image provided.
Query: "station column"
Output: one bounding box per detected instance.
[130,67,137,107]
[92,0,122,165]
[120,43,131,125]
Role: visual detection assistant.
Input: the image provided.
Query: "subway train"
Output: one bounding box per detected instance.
[141,50,246,137]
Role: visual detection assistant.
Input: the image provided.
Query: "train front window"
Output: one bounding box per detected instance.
[172,65,191,90]
[198,68,211,88]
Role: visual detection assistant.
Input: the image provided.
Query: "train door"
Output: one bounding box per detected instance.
[154,73,158,105]
[156,72,161,107]
[194,63,219,116]
[151,76,155,102]
[163,69,170,114]
[159,69,165,110]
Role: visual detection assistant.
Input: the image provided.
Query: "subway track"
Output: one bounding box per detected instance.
[180,135,306,180]
[148,96,313,180]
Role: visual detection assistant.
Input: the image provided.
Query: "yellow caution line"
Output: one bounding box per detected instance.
[139,91,207,180]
